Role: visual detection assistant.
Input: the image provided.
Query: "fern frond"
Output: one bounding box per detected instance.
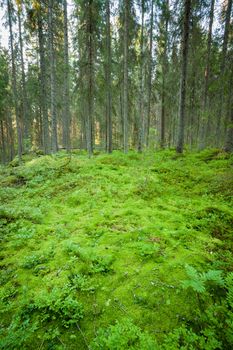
[182,279,206,293]
[202,270,224,287]
[185,264,200,280]
[226,272,233,308]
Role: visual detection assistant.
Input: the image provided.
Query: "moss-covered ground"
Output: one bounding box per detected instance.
[0,149,232,349]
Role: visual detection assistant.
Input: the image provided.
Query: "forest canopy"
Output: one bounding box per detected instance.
[0,0,232,162]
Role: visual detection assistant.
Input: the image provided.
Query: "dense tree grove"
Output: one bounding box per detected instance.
[0,0,232,162]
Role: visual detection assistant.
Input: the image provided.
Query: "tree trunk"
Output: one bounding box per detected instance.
[6,110,14,161]
[18,7,30,150]
[62,0,71,152]
[86,0,94,156]
[224,58,233,152]
[38,10,49,154]
[123,0,129,153]
[0,120,6,164]
[48,0,58,153]
[146,0,154,147]
[215,0,232,145]
[160,0,169,149]
[138,0,145,152]
[199,0,215,149]
[176,0,191,153]
[7,0,23,160]
[105,0,112,153]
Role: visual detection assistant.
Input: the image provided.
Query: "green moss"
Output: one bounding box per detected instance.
[0,150,232,349]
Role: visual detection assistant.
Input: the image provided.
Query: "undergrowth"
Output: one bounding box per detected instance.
[0,149,232,349]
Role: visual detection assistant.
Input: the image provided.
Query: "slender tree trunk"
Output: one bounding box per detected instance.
[62,0,71,152]
[176,0,191,153]
[48,0,58,153]
[138,0,145,152]
[224,59,233,152]
[123,0,129,153]
[105,0,112,153]
[146,0,154,147]
[160,0,169,149]
[7,0,22,160]
[0,121,6,164]
[7,111,14,160]
[189,69,195,148]
[18,8,30,149]
[38,11,49,154]
[86,0,94,156]
[215,0,232,145]
[199,0,215,149]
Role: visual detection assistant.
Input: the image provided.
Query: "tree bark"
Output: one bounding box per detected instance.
[86,0,94,156]
[176,0,191,153]
[48,0,58,153]
[138,0,145,152]
[105,0,112,153]
[7,0,22,160]
[199,0,215,149]
[160,0,169,149]
[0,120,6,164]
[38,9,49,154]
[215,0,232,145]
[17,7,30,149]
[62,0,71,152]
[146,0,154,147]
[123,0,129,153]
[6,111,14,161]
[224,58,233,152]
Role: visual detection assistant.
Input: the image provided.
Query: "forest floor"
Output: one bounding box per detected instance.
[0,149,233,349]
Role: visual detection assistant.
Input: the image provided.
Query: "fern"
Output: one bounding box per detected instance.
[182,265,206,293]
[182,265,224,293]
[225,272,233,308]
[202,270,224,287]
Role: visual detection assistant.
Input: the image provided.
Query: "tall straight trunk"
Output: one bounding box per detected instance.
[123,0,129,153]
[38,11,49,154]
[17,8,30,148]
[105,0,112,153]
[160,0,169,149]
[215,0,232,145]
[62,0,71,152]
[176,0,191,153]
[81,80,86,151]
[48,0,58,153]
[138,0,145,152]
[200,0,215,149]
[146,0,154,147]
[0,121,6,164]
[224,100,233,152]
[6,111,14,160]
[86,0,94,156]
[189,68,196,148]
[7,0,22,160]
[224,59,233,152]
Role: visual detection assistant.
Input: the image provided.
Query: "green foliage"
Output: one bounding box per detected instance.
[91,255,114,273]
[182,265,224,293]
[21,253,49,269]
[90,319,157,349]
[136,242,160,258]
[34,288,84,327]
[0,288,83,349]
[134,176,161,200]
[0,150,232,349]
[68,273,97,293]
[162,325,222,350]
[225,272,233,308]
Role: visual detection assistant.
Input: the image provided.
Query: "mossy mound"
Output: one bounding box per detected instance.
[0,150,232,349]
